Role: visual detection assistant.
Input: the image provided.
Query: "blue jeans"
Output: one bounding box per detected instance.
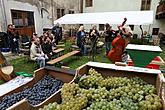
[83,45,87,55]
[37,57,46,68]
[77,43,87,55]
[105,42,111,54]
[91,41,97,55]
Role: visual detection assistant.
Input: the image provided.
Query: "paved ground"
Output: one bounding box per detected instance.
[2,52,24,63]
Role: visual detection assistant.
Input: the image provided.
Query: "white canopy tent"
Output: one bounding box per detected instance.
[54,11,154,25]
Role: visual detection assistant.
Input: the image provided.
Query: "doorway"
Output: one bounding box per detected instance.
[11,10,35,37]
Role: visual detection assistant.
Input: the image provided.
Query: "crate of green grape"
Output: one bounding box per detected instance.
[126,44,162,67]
[38,62,165,110]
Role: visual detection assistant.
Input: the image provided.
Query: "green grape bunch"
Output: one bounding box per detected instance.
[39,68,163,110]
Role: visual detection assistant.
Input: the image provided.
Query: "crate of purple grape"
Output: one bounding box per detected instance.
[0,66,76,110]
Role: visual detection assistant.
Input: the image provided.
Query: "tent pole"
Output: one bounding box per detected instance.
[148,24,151,35]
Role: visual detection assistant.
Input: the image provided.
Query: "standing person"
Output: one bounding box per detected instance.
[89,25,100,55]
[104,23,114,55]
[30,38,48,68]
[76,26,87,55]
[120,26,133,47]
[108,18,133,63]
[7,24,16,54]
[0,26,8,48]
[52,22,62,45]
[13,25,20,54]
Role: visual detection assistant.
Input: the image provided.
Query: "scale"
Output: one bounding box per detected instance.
[126,44,162,67]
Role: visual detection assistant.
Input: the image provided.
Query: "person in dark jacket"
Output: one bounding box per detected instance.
[76,25,87,55]
[0,32,9,48]
[42,36,53,59]
[104,23,114,55]
[13,25,20,54]
[52,23,62,45]
[89,25,100,54]
[7,24,16,54]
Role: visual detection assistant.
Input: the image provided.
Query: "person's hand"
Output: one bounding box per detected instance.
[40,53,45,57]
[92,30,96,36]
[92,30,95,33]
[44,55,49,59]
[122,28,126,32]
[118,25,122,30]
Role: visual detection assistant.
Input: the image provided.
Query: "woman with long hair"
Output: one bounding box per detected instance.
[76,25,87,55]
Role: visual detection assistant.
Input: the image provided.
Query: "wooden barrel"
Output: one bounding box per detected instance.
[0,66,14,81]
[0,52,6,65]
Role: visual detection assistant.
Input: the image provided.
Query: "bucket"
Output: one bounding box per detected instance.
[1,48,10,52]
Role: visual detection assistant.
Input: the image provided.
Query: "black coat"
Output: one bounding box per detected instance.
[42,42,52,55]
[52,26,62,41]
[89,29,100,42]
[105,30,114,42]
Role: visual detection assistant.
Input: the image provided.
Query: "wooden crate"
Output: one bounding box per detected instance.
[8,62,165,110]
[5,66,76,110]
[76,62,165,110]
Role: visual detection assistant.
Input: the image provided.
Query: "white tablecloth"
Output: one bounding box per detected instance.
[0,76,33,97]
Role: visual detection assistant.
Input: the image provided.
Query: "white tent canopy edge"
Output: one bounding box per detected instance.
[54,11,154,25]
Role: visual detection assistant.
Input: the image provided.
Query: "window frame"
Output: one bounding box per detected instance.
[57,9,61,19]
[11,10,34,28]
[85,0,93,7]
[57,9,65,19]
[69,10,74,14]
[141,0,151,10]
[99,24,104,31]
[152,28,159,35]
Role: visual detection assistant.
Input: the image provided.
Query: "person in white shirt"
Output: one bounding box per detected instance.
[30,38,48,68]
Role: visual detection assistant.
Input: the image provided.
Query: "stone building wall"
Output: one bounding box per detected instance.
[0,0,81,36]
